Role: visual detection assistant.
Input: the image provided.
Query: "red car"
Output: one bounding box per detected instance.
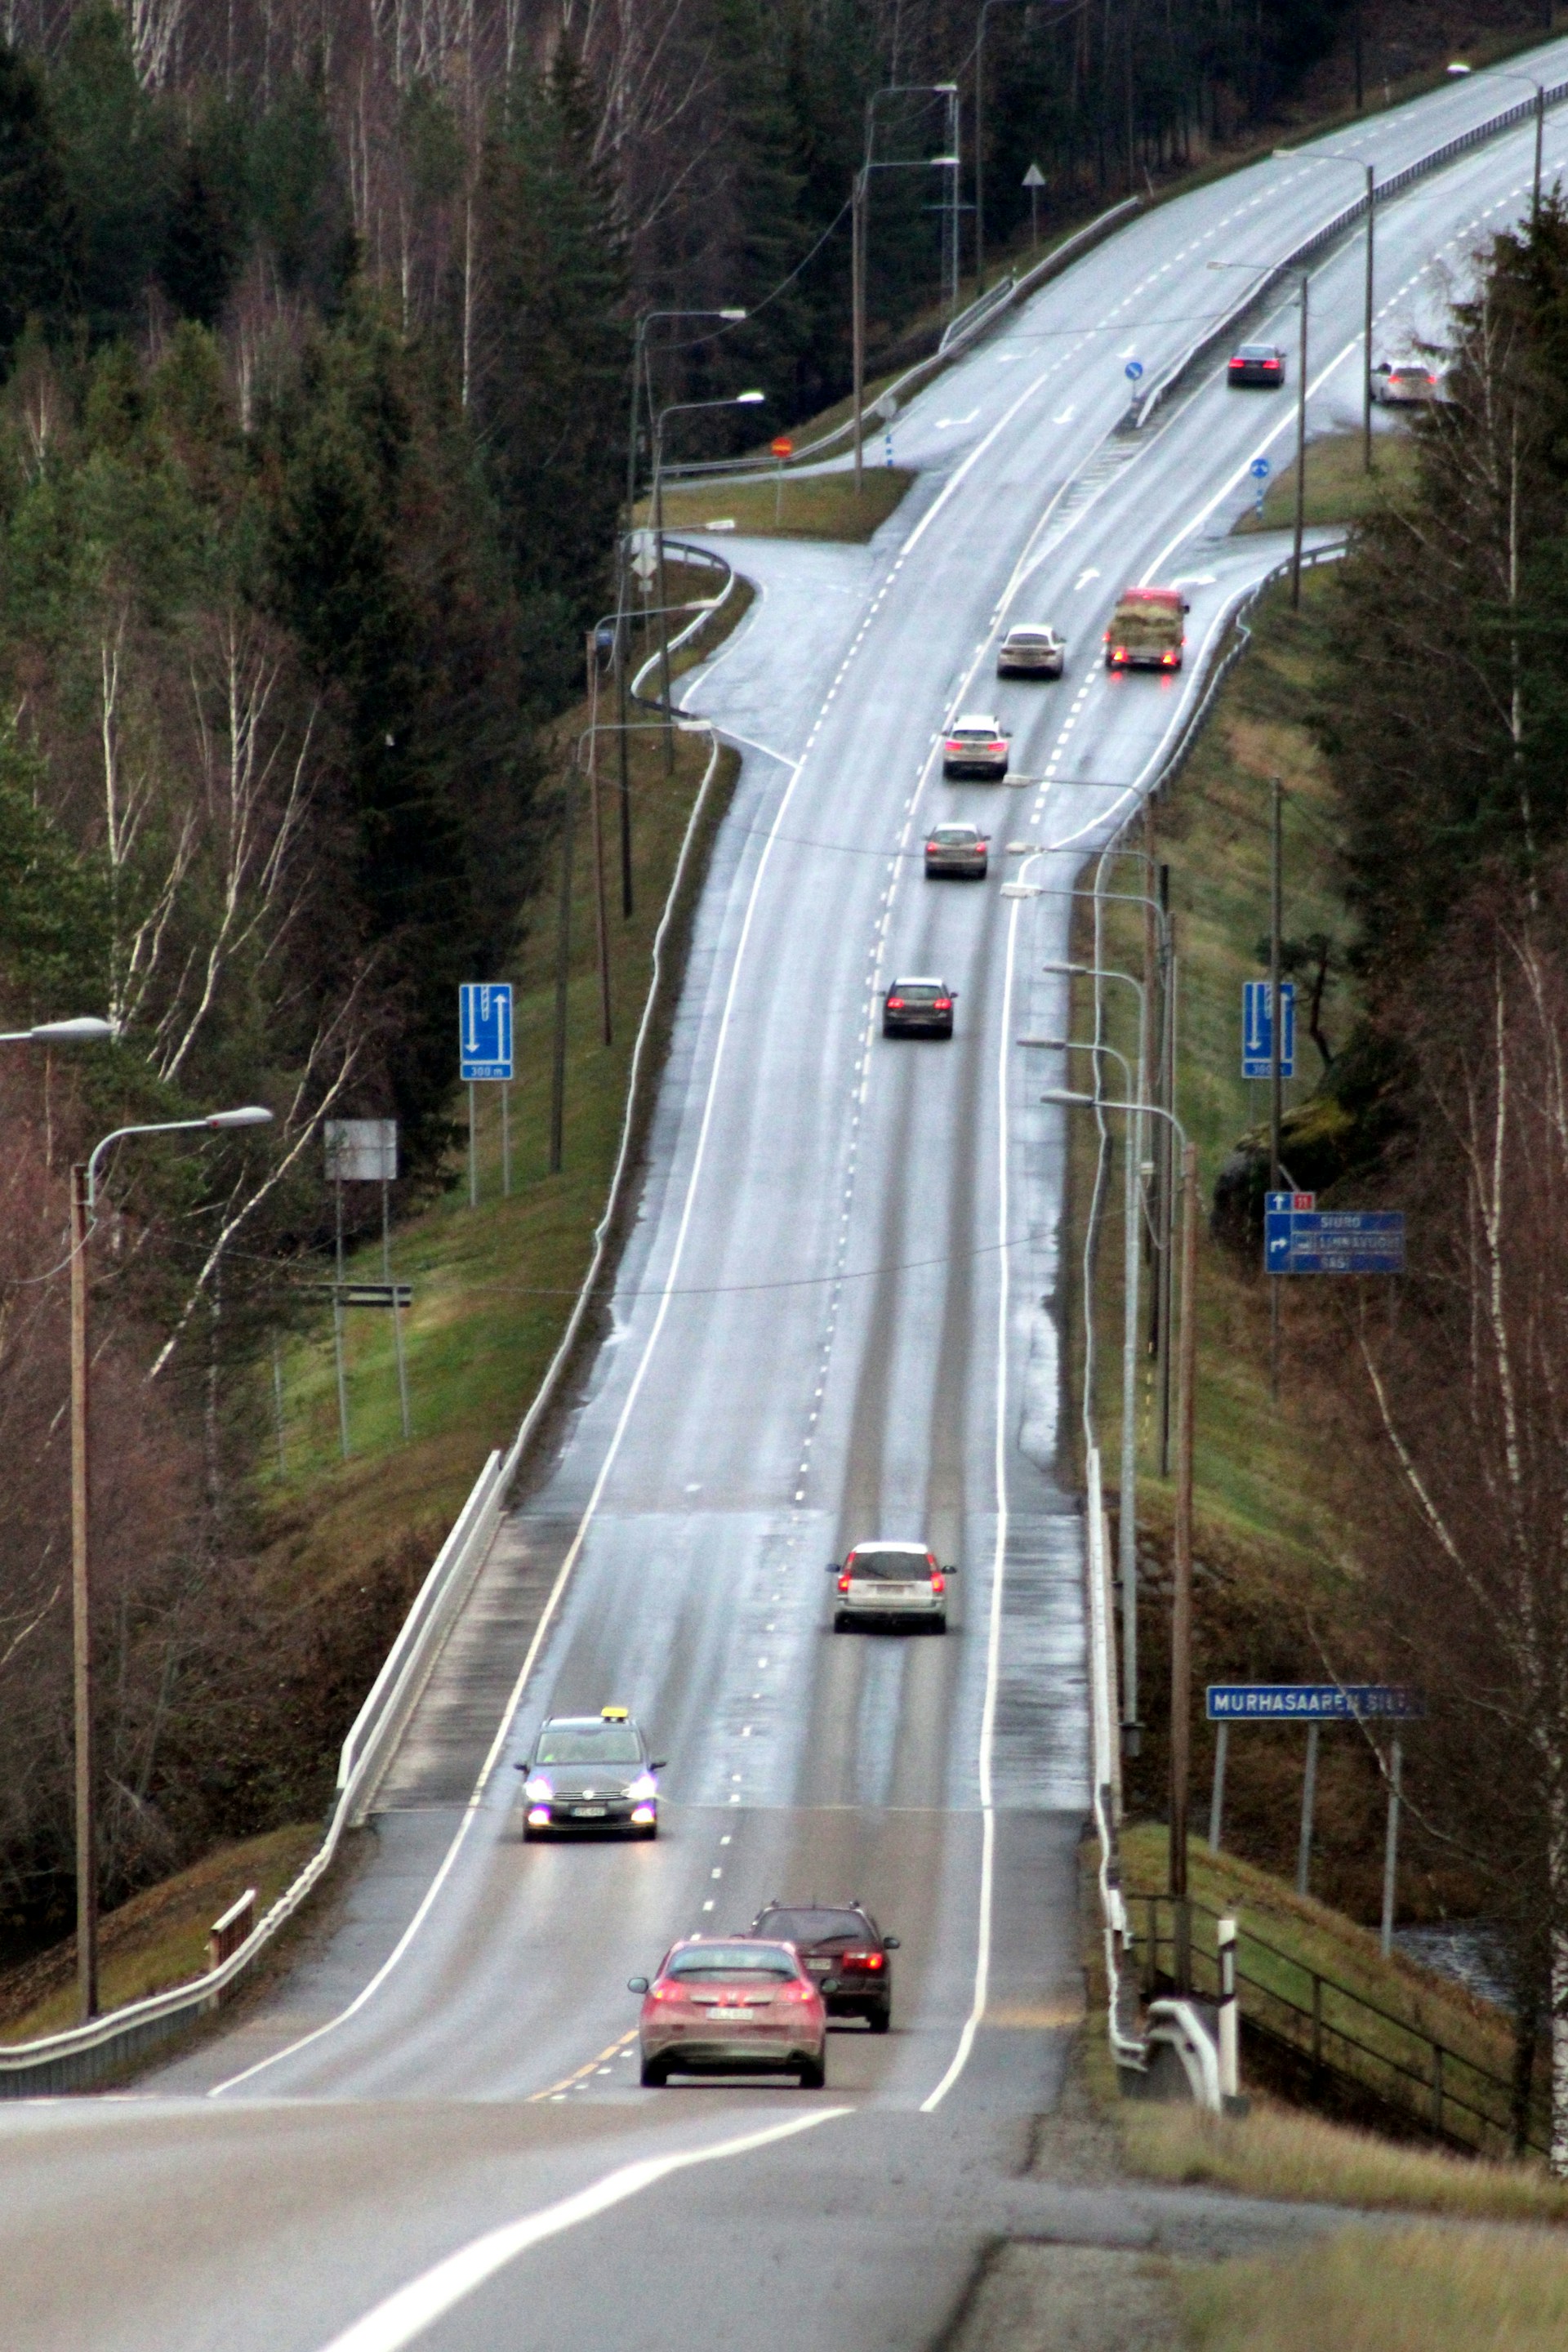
[630,1937,827,2088]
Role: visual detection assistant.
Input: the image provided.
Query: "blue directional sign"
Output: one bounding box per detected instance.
[1242,978,1294,1079]
[1265,1205,1405,1276]
[1207,1684,1425,1722]
[459,982,514,1082]
[1249,457,1271,480]
[1125,358,1144,380]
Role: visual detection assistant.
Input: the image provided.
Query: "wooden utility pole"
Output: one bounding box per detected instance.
[1270,775,1283,1398]
[1169,1137,1199,1923]
[586,635,612,1047]
[851,170,865,497]
[70,1162,97,2020]
[548,764,578,1176]
[616,605,634,919]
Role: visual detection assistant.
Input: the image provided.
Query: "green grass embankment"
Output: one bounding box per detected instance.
[639,466,912,542]
[1065,461,1481,1920]
[0,1824,319,2044]
[1237,427,1419,535]
[1183,2226,1568,2352]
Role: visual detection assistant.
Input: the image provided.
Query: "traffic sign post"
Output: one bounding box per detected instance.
[1204,1684,1424,1895]
[459,984,514,1209]
[323,1118,411,1454]
[1242,978,1294,1078]
[771,434,793,521]
[1022,160,1045,248]
[1264,1202,1406,1276]
[1250,453,1271,517]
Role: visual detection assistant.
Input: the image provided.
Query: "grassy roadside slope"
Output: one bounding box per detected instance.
[1067,437,1478,1918]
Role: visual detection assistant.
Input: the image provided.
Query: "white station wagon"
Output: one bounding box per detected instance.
[829,1541,955,1633]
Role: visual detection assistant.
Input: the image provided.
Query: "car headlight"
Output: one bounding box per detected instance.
[626,1772,658,1801]
[523,1775,553,1802]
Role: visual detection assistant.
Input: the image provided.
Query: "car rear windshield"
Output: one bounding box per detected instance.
[952,728,998,742]
[1006,630,1053,644]
[666,1944,796,1980]
[848,1551,932,1579]
[755,1910,871,1947]
[890,986,942,1003]
[931,827,978,844]
[535,1726,643,1765]
[1237,345,1276,360]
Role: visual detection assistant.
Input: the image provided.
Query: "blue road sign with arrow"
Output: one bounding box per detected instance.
[1250,457,1271,479]
[1125,359,1144,380]
[1242,978,1294,1079]
[1265,1197,1405,1276]
[459,983,514,1081]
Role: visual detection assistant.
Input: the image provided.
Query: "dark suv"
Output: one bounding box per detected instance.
[746,1902,900,2032]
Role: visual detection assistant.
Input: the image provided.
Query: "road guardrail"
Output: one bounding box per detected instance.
[1130,75,1568,432]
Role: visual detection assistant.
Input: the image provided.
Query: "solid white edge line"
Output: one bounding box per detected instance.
[312,2108,850,2352]
[918,890,1017,2114]
[212,664,827,2097]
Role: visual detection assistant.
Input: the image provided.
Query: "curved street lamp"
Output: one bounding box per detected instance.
[72,1103,274,2020]
[1045,1085,1200,1920]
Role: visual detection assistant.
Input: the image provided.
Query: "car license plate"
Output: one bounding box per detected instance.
[808,1958,831,1971]
[572,1805,607,1818]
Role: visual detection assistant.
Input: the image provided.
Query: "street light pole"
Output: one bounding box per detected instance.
[626,308,747,789]
[0,1013,118,2018]
[1448,63,1546,218]
[1040,956,1148,1748]
[1291,271,1309,607]
[1276,148,1375,473]
[853,84,964,490]
[1045,1089,1196,1911]
[650,390,765,768]
[73,1103,272,2020]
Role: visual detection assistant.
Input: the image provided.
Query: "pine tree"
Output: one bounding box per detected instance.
[473,50,629,652]
[0,43,76,372]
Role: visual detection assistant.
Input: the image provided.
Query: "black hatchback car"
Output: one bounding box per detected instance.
[515,1706,665,1838]
[746,1902,900,2032]
[882,978,956,1038]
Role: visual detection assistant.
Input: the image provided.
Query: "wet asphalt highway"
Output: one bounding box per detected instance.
[6,52,1568,2352]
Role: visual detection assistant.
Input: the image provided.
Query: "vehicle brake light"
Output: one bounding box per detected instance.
[841,1950,885,1971]
[1162,651,1177,666]
[888,997,904,1010]
[944,739,962,752]
[650,1981,685,2002]
[775,1979,816,2002]
[934,998,951,1012]
[838,1570,851,1592]
[929,1571,946,1595]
